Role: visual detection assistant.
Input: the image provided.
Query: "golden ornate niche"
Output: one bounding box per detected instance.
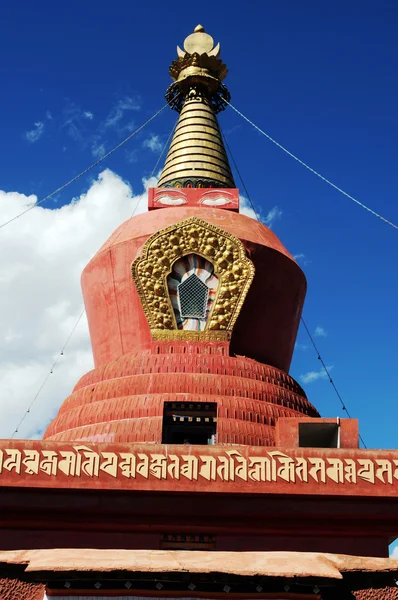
[131,217,255,341]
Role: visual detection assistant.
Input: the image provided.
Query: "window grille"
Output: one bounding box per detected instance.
[178,273,209,319]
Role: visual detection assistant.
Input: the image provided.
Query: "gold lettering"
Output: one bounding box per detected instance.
[40,450,58,476]
[3,449,22,474]
[271,451,296,483]
[344,459,357,483]
[226,450,248,482]
[217,456,230,481]
[150,454,167,480]
[326,458,344,484]
[100,452,118,478]
[74,445,100,477]
[136,453,149,479]
[248,457,270,482]
[375,459,393,485]
[167,455,180,479]
[357,459,375,484]
[1,443,397,491]
[181,455,198,480]
[295,458,308,483]
[308,458,326,483]
[267,452,279,482]
[119,453,136,478]
[199,456,217,481]
[58,450,82,477]
[22,450,40,475]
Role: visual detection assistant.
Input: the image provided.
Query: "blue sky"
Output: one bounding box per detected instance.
[1,0,398,455]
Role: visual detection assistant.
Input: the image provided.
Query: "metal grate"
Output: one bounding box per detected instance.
[178,273,209,319]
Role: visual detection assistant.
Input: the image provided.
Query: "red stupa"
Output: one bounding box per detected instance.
[42,23,317,449]
[0,24,398,600]
[43,208,318,446]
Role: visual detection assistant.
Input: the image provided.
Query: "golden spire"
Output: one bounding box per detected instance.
[157,25,235,189]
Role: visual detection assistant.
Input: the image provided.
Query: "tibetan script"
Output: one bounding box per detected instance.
[0,446,397,486]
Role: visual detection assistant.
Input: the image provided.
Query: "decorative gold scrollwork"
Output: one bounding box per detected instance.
[131,217,255,341]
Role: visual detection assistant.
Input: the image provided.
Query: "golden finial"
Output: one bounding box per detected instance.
[175,24,220,57]
[158,26,235,189]
[169,24,227,99]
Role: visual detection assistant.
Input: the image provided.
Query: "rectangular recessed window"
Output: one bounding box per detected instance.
[160,533,216,550]
[299,422,339,448]
[162,402,217,445]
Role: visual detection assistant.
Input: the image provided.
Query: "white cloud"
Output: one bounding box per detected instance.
[264,206,282,228]
[300,365,333,384]
[59,97,139,156]
[46,110,53,120]
[62,103,86,142]
[293,252,311,267]
[105,96,141,130]
[61,104,95,142]
[239,195,257,219]
[91,141,105,158]
[123,120,137,133]
[25,121,45,143]
[0,169,152,440]
[125,149,138,164]
[143,134,162,153]
[294,342,308,351]
[314,325,327,337]
[239,197,282,229]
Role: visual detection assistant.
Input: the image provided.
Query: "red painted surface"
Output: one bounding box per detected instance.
[44,199,309,444]
[43,344,317,443]
[148,187,240,211]
[0,578,44,600]
[0,474,397,556]
[23,189,397,563]
[82,206,305,371]
[1,440,398,497]
[275,417,360,449]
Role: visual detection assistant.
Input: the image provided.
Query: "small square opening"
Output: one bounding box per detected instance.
[162,402,217,445]
[299,422,339,448]
[160,533,216,550]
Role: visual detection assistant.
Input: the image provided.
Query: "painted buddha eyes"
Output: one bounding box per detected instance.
[153,191,235,208]
[200,195,232,206]
[156,195,187,206]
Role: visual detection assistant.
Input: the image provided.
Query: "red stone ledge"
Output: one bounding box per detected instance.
[0,549,397,578]
[0,441,397,497]
[0,550,398,598]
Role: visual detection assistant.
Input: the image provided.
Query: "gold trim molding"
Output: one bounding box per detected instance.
[151,330,230,342]
[131,217,255,339]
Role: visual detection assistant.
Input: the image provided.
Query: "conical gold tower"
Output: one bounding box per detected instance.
[158,25,235,189]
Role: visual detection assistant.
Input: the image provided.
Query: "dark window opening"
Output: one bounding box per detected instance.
[162,402,217,445]
[299,422,339,448]
[160,533,216,551]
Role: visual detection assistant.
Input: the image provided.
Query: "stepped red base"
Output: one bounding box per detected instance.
[44,342,318,444]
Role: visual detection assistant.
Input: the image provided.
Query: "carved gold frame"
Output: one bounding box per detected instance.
[131,217,255,341]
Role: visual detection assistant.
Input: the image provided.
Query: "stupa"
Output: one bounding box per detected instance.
[42,23,317,448]
[0,25,398,600]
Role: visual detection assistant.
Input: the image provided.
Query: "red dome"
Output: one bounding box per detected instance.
[81,207,306,372]
[44,205,317,446]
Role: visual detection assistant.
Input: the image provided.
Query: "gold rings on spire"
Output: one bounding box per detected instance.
[159,26,235,189]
